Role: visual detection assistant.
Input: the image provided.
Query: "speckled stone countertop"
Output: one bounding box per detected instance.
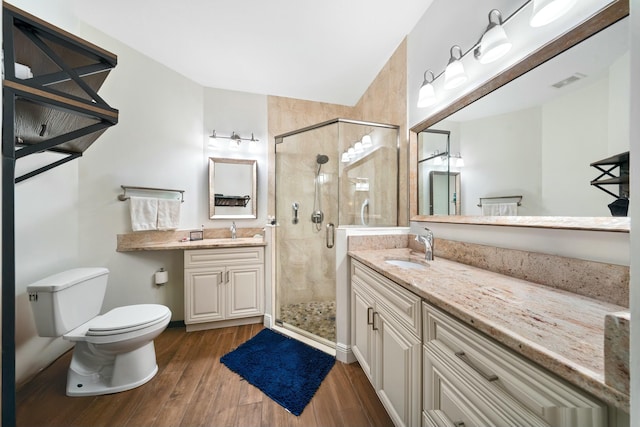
[117,236,266,251]
[412,215,630,232]
[348,247,629,411]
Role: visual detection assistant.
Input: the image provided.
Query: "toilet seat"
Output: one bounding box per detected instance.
[87,304,170,336]
[64,304,171,342]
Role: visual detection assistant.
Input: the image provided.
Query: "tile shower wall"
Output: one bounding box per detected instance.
[268,39,408,226]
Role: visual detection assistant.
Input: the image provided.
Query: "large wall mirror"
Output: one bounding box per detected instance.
[209,157,257,219]
[412,1,629,228]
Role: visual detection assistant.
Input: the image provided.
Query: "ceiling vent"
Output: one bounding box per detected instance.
[551,72,587,89]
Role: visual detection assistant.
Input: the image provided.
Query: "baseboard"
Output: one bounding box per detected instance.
[335,342,356,364]
[167,320,186,329]
[185,316,263,332]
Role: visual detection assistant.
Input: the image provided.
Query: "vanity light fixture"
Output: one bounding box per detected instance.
[347,147,356,160]
[449,152,464,168]
[417,70,437,108]
[444,45,468,90]
[209,130,259,149]
[530,0,577,27]
[361,134,373,148]
[474,10,512,64]
[341,152,350,163]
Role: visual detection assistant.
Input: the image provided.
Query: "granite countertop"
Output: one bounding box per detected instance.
[117,236,266,251]
[348,247,629,411]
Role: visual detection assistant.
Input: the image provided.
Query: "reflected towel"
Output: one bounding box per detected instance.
[130,197,158,231]
[157,199,181,230]
[481,202,518,216]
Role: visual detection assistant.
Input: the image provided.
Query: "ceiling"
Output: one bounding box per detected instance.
[70,0,434,106]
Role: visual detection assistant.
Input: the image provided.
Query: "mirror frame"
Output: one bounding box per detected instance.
[409,0,629,232]
[208,157,257,220]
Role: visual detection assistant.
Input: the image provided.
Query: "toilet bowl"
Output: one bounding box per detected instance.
[27,268,172,396]
[64,304,171,396]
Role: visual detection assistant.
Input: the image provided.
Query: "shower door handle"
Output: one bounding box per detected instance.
[360,199,369,226]
[292,202,299,224]
[326,223,335,249]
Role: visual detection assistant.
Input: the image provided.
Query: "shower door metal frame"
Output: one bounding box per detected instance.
[273,118,401,348]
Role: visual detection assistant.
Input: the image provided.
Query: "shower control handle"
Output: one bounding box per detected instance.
[292,202,299,224]
[326,223,335,249]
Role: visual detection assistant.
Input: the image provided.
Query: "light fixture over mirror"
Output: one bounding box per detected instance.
[444,45,467,90]
[417,70,437,107]
[530,0,578,27]
[474,9,512,64]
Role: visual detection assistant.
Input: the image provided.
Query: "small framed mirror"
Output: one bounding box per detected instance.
[209,157,257,219]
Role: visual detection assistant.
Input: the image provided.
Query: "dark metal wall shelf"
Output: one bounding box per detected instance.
[2,4,119,426]
[590,151,629,199]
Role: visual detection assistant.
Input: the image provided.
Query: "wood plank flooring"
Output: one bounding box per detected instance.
[16,324,394,427]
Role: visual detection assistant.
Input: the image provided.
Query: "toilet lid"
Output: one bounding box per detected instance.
[86,304,170,336]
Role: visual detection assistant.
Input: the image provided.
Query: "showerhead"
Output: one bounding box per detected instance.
[316,154,329,165]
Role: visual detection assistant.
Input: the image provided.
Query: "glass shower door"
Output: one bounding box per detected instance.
[275,123,338,345]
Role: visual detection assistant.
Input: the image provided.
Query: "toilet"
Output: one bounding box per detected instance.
[27,267,171,397]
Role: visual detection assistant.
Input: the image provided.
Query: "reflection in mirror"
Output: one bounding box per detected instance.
[430,171,460,215]
[418,129,462,215]
[416,15,629,219]
[209,157,257,219]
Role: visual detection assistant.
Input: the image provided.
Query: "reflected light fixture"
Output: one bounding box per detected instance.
[417,70,437,108]
[354,141,364,153]
[361,134,372,148]
[474,10,512,64]
[347,147,356,159]
[530,0,577,27]
[341,152,350,163]
[444,45,467,90]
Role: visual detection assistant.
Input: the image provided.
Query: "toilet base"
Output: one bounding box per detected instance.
[66,340,159,396]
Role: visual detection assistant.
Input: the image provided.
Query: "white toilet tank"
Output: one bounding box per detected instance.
[27,268,109,337]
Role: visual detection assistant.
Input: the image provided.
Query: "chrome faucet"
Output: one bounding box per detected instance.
[415,227,434,261]
[230,221,237,239]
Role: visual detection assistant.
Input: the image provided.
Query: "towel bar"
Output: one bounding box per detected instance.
[118,185,185,203]
[477,195,522,207]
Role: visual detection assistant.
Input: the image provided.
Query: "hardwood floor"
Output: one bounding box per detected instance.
[16,324,394,427]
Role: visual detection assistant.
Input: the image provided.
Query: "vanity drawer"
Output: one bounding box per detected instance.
[352,260,421,337]
[185,247,264,268]
[423,302,607,427]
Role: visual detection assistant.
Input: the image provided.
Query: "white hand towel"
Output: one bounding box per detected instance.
[499,202,518,216]
[481,202,518,216]
[157,199,181,230]
[130,197,158,231]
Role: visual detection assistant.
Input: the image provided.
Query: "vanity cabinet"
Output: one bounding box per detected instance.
[351,260,422,427]
[184,247,264,331]
[422,302,607,427]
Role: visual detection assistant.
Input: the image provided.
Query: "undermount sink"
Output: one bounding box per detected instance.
[385,259,429,269]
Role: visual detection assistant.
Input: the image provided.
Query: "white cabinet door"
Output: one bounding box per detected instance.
[185,267,224,323]
[376,303,422,427]
[226,264,264,319]
[351,280,376,382]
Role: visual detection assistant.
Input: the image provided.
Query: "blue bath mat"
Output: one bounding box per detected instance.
[220,328,335,416]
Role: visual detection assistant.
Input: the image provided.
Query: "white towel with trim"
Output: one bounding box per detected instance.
[130,197,158,231]
[157,199,181,230]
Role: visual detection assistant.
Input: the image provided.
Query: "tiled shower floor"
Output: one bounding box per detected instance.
[279,300,336,342]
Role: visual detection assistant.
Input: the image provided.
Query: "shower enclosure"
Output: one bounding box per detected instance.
[274,119,399,348]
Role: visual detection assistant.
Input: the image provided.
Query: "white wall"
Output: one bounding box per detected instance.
[7,1,271,385]
[457,108,542,216]
[541,76,612,216]
[202,87,269,229]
